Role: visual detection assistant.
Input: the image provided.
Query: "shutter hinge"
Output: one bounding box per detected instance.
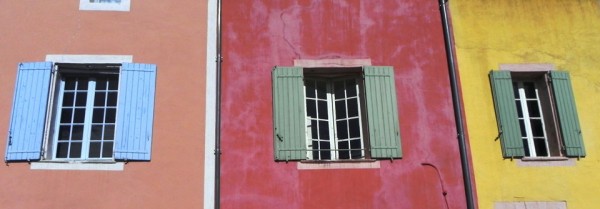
[495,129,503,141]
[276,134,283,142]
[7,130,12,145]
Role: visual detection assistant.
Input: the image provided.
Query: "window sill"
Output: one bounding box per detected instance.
[297,160,380,170]
[517,157,575,167]
[30,161,124,171]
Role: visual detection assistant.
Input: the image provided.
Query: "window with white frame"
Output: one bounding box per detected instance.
[5,61,156,162]
[304,75,365,160]
[272,66,402,161]
[490,70,585,158]
[80,0,131,11]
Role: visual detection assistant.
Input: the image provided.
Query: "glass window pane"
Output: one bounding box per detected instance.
[75,92,87,106]
[62,92,74,106]
[69,142,82,158]
[96,77,107,90]
[512,82,519,99]
[107,92,118,106]
[350,139,362,159]
[318,121,329,139]
[523,138,531,157]
[89,142,101,158]
[316,81,327,99]
[347,98,359,117]
[346,79,356,97]
[60,109,73,123]
[92,108,105,123]
[312,140,320,159]
[105,108,116,123]
[527,101,541,117]
[56,142,69,158]
[102,142,113,158]
[94,92,106,106]
[530,119,544,137]
[519,120,526,137]
[335,100,346,119]
[338,141,349,159]
[349,119,361,138]
[64,78,76,90]
[73,108,86,123]
[91,125,103,140]
[71,125,84,141]
[334,81,344,99]
[515,101,523,118]
[58,126,71,141]
[108,76,118,90]
[523,82,536,98]
[336,120,348,139]
[104,125,115,141]
[310,120,318,139]
[319,141,330,160]
[534,138,548,157]
[305,80,316,98]
[77,78,88,90]
[306,100,316,118]
[317,101,328,120]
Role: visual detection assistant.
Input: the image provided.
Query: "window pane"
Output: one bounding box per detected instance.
[527,101,541,117]
[56,142,69,158]
[75,92,87,106]
[63,92,74,106]
[306,100,316,118]
[534,138,548,157]
[92,108,105,123]
[512,82,519,99]
[305,80,316,98]
[77,78,88,90]
[96,77,107,90]
[335,100,346,119]
[523,138,531,157]
[106,108,116,123]
[319,141,330,160]
[108,76,118,90]
[515,101,523,117]
[89,142,101,158]
[336,120,348,139]
[346,80,356,97]
[102,142,113,158]
[94,92,106,106]
[91,125,103,140]
[60,109,73,123]
[316,81,327,99]
[530,119,544,137]
[318,121,329,139]
[350,139,362,159]
[69,142,82,158]
[64,78,76,90]
[73,108,86,123]
[519,120,526,137]
[71,125,84,141]
[523,82,536,98]
[312,140,320,159]
[338,140,349,159]
[347,98,359,117]
[107,92,118,106]
[317,101,328,120]
[310,120,318,139]
[104,125,115,140]
[334,81,344,99]
[349,119,361,138]
[58,126,71,141]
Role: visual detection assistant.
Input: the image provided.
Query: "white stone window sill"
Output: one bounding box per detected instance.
[517,157,575,167]
[297,160,380,170]
[31,161,124,171]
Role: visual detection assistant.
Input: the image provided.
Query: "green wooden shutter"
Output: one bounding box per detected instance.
[272,66,306,161]
[363,66,402,159]
[489,71,524,157]
[550,71,585,157]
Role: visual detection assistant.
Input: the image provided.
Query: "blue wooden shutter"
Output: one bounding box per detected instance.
[114,63,157,161]
[363,66,402,159]
[272,66,306,161]
[550,71,585,157]
[489,71,525,158]
[5,62,53,161]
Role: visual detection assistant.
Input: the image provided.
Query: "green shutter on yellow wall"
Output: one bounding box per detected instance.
[364,66,402,159]
[550,71,585,157]
[272,66,306,161]
[489,71,525,158]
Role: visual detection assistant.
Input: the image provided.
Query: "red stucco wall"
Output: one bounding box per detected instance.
[221,0,469,208]
[0,1,207,209]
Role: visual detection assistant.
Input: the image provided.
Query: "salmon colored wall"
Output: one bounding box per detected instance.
[220,1,471,208]
[0,1,208,209]
[450,1,600,208]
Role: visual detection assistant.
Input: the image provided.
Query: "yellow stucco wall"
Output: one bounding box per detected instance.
[450,1,600,208]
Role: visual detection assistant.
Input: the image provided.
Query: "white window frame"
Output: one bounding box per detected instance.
[79,0,131,12]
[513,81,550,157]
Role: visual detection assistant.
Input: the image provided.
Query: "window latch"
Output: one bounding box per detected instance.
[276,134,283,142]
[495,130,503,141]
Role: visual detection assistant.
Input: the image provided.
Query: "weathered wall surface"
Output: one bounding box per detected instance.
[0,1,207,209]
[220,1,470,208]
[450,1,600,208]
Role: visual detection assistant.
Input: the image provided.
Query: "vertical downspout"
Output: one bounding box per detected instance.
[214,0,222,208]
[438,0,475,209]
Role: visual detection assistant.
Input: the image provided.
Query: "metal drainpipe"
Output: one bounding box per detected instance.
[438,0,475,208]
[214,0,222,208]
